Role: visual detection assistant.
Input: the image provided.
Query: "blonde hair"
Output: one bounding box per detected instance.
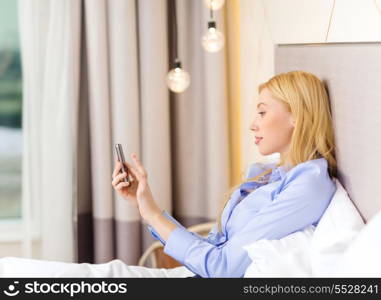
[216,70,337,232]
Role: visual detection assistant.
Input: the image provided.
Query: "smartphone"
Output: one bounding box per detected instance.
[115,143,130,183]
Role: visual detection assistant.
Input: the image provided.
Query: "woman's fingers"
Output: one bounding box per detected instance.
[112,153,148,185]
[125,161,144,182]
[131,153,147,178]
[115,181,130,190]
[112,161,123,179]
[112,172,127,187]
[124,161,138,181]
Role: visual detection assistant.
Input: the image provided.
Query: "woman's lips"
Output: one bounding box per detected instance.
[255,137,263,145]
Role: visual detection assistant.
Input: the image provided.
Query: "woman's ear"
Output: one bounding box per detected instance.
[289,115,295,128]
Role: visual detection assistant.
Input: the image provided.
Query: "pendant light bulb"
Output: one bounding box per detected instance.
[201,21,225,53]
[166,60,190,93]
[204,0,225,10]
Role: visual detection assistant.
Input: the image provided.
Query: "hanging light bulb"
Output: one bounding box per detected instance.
[204,0,225,10]
[202,21,225,53]
[166,59,190,93]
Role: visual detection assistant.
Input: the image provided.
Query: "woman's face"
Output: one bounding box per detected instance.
[250,87,295,157]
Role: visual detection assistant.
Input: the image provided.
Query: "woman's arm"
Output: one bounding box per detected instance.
[112,153,215,246]
[145,211,177,242]
[162,173,336,277]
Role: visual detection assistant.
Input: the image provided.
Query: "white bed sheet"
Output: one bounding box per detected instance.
[0,257,195,278]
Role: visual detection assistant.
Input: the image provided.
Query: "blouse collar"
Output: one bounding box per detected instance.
[269,164,288,182]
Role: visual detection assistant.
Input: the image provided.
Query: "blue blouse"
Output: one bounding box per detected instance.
[147,157,336,278]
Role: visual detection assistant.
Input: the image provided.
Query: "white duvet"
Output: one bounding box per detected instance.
[0,257,195,278]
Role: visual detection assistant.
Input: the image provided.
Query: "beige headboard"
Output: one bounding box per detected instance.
[275,43,381,223]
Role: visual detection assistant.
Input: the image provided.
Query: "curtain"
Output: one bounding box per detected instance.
[20,0,81,262]
[171,0,230,227]
[21,0,234,265]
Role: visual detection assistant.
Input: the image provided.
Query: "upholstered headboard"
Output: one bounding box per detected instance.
[275,43,381,223]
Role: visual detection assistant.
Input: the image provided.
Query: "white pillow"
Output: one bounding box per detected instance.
[333,210,381,277]
[243,178,364,277]
[243,225,315,277]
[310,178,365,276]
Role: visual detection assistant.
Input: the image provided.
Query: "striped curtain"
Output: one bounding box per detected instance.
[21,0,242,265]
[77,0,237,265]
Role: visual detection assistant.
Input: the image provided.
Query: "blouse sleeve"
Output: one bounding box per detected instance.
[163,170,335,277]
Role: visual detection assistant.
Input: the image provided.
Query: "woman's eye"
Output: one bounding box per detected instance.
[258,112,266,116]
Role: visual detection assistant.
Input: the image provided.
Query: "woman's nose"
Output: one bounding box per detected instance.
[249,120,258,131]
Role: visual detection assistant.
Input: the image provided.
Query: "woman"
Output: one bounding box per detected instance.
[111,70,337,278]
[0,70,337,278]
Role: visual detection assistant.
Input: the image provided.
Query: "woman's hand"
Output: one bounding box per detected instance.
[111,153,162,222]
[112,160,139,206]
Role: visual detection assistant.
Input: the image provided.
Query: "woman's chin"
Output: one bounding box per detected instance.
[258,147,274,156]
[258,148,269,156]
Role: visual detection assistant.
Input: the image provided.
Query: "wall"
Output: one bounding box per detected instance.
[240,0,381,168]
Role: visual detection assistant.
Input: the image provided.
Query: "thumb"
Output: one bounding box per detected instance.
[125,161,143,182]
